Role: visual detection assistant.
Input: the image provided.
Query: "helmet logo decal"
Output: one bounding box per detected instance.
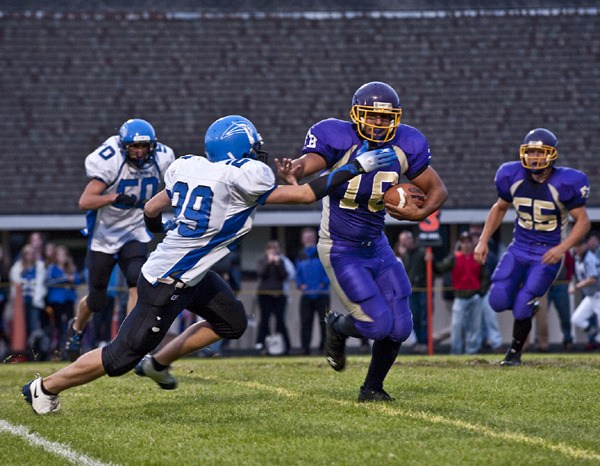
[221,122,256,145]
[132,135,152,142]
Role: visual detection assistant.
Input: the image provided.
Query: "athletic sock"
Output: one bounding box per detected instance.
[363,337,401,391]
[40,379,58,396]
[151,356,169,371]
[510,317,532,353]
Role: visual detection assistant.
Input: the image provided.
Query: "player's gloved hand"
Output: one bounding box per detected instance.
[113,193,137,207]
[354,147,396,173]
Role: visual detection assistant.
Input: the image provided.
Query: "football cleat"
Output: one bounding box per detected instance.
[135,355,177,390]
[357,386,395,403]
[324,311,347,372]
[500,349,522,367]
[64,318,83,362]
[22,376,60,414]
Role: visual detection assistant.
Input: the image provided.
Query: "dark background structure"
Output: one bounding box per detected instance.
[1,1,599,218]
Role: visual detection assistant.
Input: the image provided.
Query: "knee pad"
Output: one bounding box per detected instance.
[185,271,248,340]
[354,314,393,341]
[210,300,247,340]
[488,285,511,312]
[86,288,108,313]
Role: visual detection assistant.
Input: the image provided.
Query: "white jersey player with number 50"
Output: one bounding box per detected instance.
[64,119,174,362]
[85,127,175,254]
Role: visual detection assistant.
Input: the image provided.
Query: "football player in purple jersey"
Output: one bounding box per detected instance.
[276,81,448,402]
[474,128,590,366]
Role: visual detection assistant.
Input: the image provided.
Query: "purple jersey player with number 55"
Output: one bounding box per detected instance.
[474,128,590,366]
[276,81,448,402]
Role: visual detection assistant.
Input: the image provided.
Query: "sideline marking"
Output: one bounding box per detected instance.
[210,377,600,463]
[0,419,115,466]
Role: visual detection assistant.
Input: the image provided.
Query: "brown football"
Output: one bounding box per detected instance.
[383,183,426,208]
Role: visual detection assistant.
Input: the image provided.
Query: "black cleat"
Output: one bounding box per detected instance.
[64,318,83,362]
[324,311,347,372]
[358,386,395,403]
[500,349,522,367]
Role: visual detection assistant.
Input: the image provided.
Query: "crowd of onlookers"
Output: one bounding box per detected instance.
[2,228,599,361]
[395,226,600,355]
[0,232,81,361]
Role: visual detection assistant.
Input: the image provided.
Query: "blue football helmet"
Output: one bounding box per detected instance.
[204,115,267,163]
[350,81,403,143]
[519,128,558,173]
[118,119,157,169]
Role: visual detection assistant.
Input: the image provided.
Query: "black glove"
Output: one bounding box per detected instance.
[113,193,137,207]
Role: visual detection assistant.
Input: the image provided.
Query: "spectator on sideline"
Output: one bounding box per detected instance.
[255,240,293,355]
[569,239,600,345]
[436,231,487,354]
[277,81,448,401]
[64,119,175,361]
[582,231,600,349]
[295,227,330,355]
[396,230,428,354]
[10,244,47,360]
[22,114,395,413]
[45,245,81,360]
[27,232,46,262]
[468,224,503,353]
[474,128,590,366]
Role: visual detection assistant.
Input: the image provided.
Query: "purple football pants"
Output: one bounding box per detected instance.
[488,244,561,320]
[318,233,413,342]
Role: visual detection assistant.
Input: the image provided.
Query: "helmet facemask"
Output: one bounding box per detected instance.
[350,104,402,143]
[124,142,157,169]
[249,140,268,164]
[118,119,157,169]
[519,128,558,174]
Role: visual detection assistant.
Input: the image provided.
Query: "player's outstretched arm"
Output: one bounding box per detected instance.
[266,148,396,205]
[274,152,327,185]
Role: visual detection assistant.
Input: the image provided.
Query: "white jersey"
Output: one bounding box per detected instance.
[84,135,175,254]
[142,155,276,286]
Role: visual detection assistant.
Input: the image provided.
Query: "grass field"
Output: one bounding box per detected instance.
[2,354,600,465]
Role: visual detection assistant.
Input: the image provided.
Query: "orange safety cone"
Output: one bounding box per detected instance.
[10,283,28,361]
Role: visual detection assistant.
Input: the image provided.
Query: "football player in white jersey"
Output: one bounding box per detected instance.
[65,119,175,361]
[23,115,397,413]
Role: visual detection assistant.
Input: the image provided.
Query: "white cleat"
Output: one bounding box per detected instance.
[22,376,61,414]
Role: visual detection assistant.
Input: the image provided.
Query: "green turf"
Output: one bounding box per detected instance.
[2,354,600,465]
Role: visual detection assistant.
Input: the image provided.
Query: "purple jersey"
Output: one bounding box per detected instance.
[495,162,590,248]
[302,118,431,243]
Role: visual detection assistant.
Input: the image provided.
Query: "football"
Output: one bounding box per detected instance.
[383,183,426,208]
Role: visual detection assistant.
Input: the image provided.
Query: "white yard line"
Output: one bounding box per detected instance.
[0,419,116,466]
